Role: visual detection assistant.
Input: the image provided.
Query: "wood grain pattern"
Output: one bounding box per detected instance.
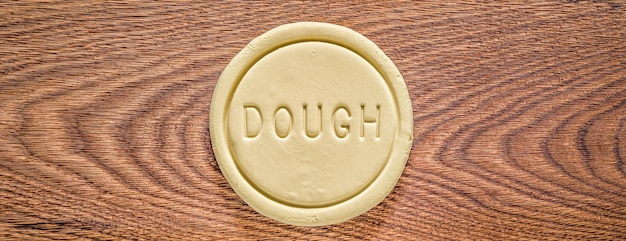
[1,1,625,240]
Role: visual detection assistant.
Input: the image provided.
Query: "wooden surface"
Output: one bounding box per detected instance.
[1,1,625,240]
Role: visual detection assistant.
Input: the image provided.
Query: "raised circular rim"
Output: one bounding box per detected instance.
[210,22,413,226]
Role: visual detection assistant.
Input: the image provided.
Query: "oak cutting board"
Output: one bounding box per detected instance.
[1,1,625,240]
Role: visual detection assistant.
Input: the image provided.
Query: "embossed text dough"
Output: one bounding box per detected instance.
[210,22,413,226]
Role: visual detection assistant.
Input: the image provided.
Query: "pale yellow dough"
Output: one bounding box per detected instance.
[210,22,413,226]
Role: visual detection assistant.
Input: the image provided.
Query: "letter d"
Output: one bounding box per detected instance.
[244,105,262,138]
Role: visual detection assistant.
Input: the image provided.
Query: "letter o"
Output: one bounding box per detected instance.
[273,107,293,138]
